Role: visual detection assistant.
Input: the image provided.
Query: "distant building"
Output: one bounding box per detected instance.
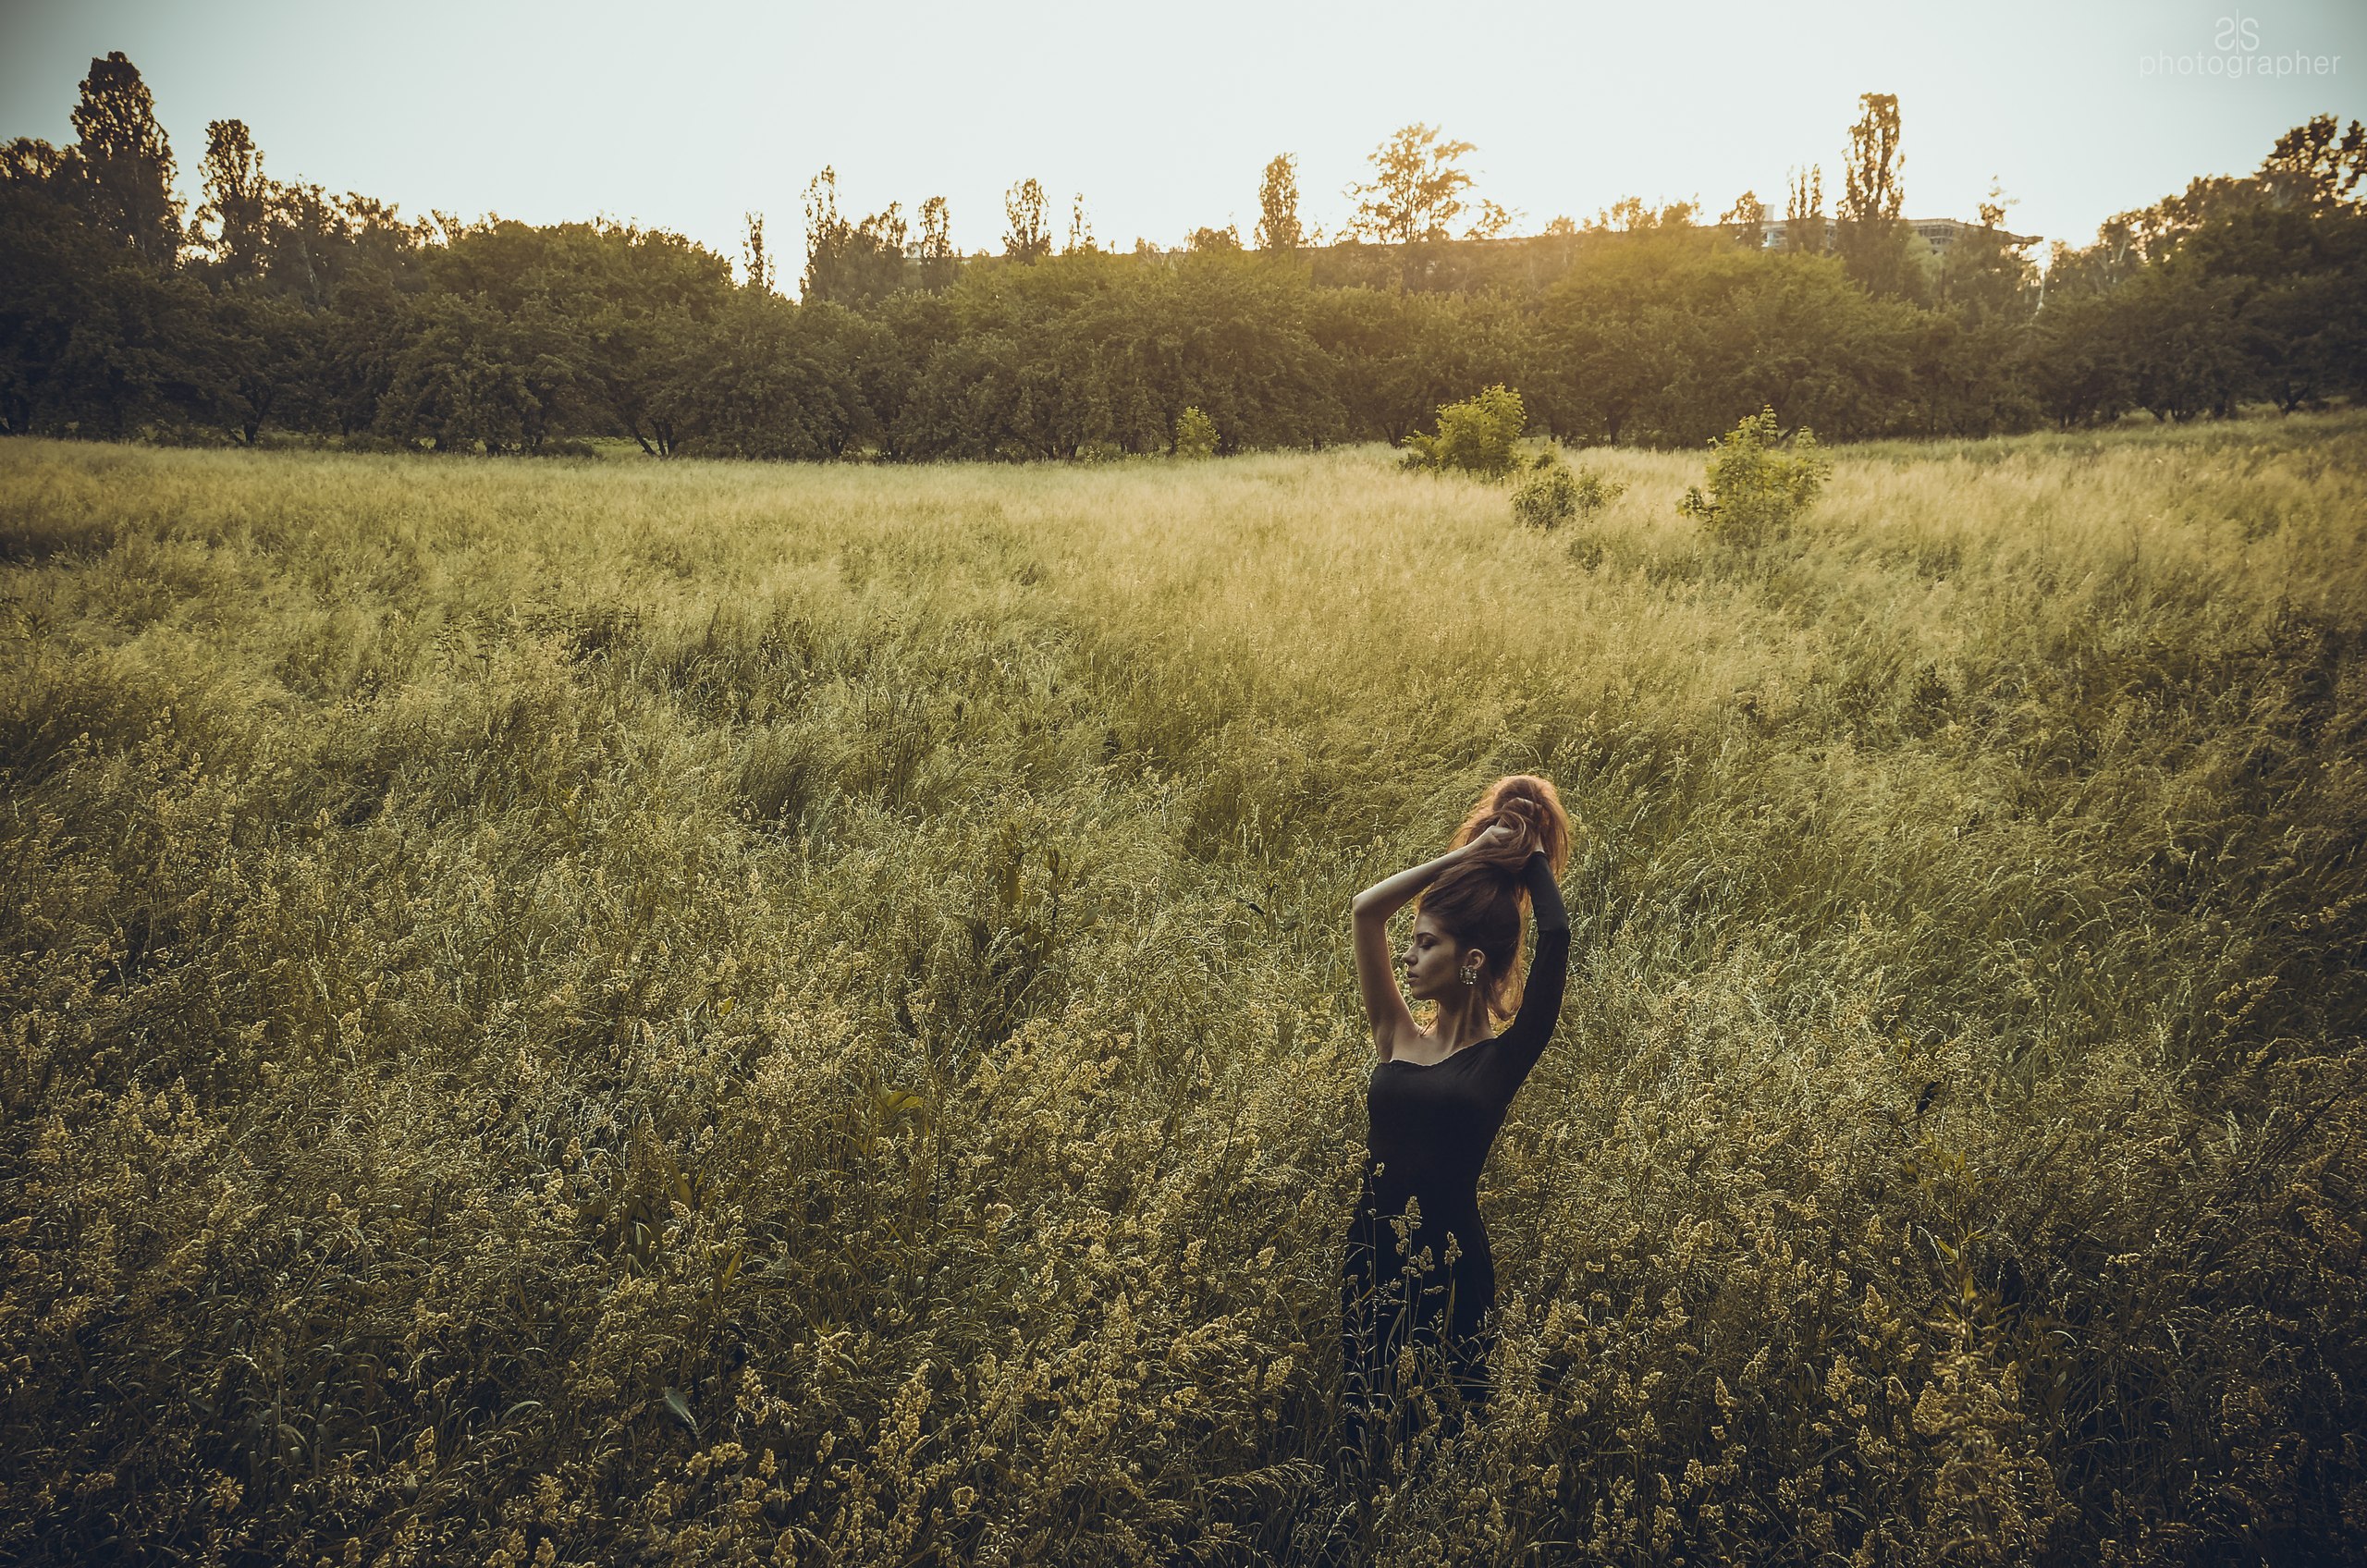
[1117,216,2044,263]
[1748,216,2041,253]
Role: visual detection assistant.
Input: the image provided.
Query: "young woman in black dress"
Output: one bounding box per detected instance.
[1339,774,1574,1468]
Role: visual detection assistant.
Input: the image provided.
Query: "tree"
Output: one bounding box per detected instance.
[251,183,430,312]
[1723,190,1768,250]
[742,211,774,293]
[433,219,737,456]
[1676,405,1832,545]
[0,173,137,434]
[1256,154,1303,253]
[196,119,270,284]
[1308,286,1515,445]
[1906,183,2043,436]
[1784,165,1825,253]
[2240,265,2367,411]
[2025,288,2131,427]
[1936,185,2038,323]
[1401,384,1527,476]
[1185,225,1241,253]
[803,169,909,306]
[1588,196,1697,234]
[1537,237,1697,444]
[662,294,889,459]
[915,196,956,290]
[1344,124,1506,244]
[68,51,182,265]
[2257,114,2367,213]
[1836,92,1911,298]
[1172,404,1218,458]
[206,290,316,443]
[2114,264,2251,421]
[2,136,70,191]
[375,292,581,453]
[1064,193,1096,255]
[1003,178,1050,263]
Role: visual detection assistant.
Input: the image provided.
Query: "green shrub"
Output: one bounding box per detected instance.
[1512,462,1578,527]
[1401,384,1527,478]
[1513,455,1626,529]
[1676,404,1832,545]
[1172,405,1219,459]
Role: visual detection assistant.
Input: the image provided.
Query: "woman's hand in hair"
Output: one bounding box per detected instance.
[1466,805,1539,870]
[1470,819,1524,855]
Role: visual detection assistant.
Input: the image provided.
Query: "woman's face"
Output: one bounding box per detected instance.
[1399,911,1478,1002]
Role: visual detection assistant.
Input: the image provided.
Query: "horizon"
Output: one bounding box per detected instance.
[3,0,2362,286]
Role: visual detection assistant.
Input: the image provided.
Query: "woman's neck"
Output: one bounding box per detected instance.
[1426,991,1494,1052]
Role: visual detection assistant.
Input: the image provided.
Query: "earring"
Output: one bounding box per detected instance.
[1459,964,1479,986]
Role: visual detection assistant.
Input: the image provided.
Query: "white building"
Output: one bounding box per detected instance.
[1749,216,2041,253]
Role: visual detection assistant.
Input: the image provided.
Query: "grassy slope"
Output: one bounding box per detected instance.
[1,414,2361,1565]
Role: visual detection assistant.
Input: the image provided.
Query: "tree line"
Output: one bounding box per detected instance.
[4,53,2362,459]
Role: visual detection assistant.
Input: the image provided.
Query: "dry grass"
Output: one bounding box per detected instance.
[2,411,2362,1565]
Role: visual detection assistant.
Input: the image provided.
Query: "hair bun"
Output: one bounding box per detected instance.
[1453,773,1574,878]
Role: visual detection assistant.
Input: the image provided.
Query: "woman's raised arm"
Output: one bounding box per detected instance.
[1349,825,1518,1060]
[1487,851,1573,1090]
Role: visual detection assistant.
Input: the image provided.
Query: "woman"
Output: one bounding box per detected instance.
[1338,774,1573,1468]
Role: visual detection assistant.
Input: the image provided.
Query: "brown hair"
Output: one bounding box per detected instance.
[1414,774,1575,1027]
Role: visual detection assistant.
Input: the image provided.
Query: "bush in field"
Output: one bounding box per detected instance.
[1401,384,1526,478]
[1173,405,1219,459]
[1677,404,1832,545]
[1512,460,1578,528]
[1512,455,1625,529]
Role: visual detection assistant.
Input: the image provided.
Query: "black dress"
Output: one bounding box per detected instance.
[1339,851,1571,1463]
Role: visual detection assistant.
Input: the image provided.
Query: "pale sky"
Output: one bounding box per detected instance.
[4,0,2362,284]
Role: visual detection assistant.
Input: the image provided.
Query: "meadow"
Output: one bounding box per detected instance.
[1,412,2361,1566]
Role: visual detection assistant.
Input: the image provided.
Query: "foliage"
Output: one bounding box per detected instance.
[2,416,2363,1564]
[66,50,182,264]
[1401,384,1527,477]
[195,118,268,283]
[741,210,775,293]
[1344,123,1513,245]
[1512,459,1579,527]
[1836,91,1913,300]
[803,167,912,308]
[2256,113,2367,213]
[1173,404,1218,459]
[1571,466,1624,516]
[1784,164,1825,254]
[1677,405,1833,545]
[0,51,2361,459]
[1512,455,1625,529]
[914,196,957,291]
[1003,178,1050,263]
[1257,154,1304,254]
[1721,189,1768,250]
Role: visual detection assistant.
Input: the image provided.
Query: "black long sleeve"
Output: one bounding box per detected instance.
[1485,851,1570,1092]
[1522,849,1568,935]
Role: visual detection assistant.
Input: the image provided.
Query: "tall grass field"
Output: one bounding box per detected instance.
[3,414,2362,1565]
